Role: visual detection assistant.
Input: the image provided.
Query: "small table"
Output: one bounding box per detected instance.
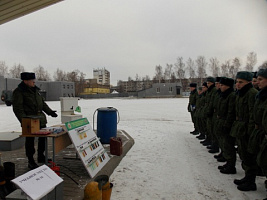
[21,126,72,164]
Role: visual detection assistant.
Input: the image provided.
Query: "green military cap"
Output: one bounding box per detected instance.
[257,68,267,79]
[236,71,253,81]
[206,76,215,83]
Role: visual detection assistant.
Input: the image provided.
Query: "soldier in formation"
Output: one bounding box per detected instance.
[188,83,198,135]
[188,69,267,199]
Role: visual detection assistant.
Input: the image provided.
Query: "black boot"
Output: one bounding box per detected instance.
[220,165,236,174]
[237,181,257,191]
[197,133,205,140]
[202,140,212,146]
[28,158,38,170]
[200,139,207,144]
[207,144,213,149]
[234,176,248,185]
[218,163,228,170]
[214,152,223,159]
[208,147,219,154]
[217,156,226,162]
[192,131,199,135]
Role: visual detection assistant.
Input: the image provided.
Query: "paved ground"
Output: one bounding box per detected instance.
[0,130,134,200]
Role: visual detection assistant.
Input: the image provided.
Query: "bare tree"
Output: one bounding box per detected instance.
[164,63,173,82]
[53,68,67,81]
[196,56,207,84]
[143,75,150,81]
[154,65,163,83]
[245,52,257,71]
[209,57,220,77]
[174,57,185,83]
[258,61,267,70]
[170,72,176,83]
[66,70,80,82]
[9,63,25,78]
[33,65,51,81]
[0,61,8,77]
[186,57,196,79]
[65,70,86,96]
[221,60,231,77]
[229,57,242,78]
[135,74,141,81]
[75,71,86,96]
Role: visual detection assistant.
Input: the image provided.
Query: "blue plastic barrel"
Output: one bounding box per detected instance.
[96,107,118,144]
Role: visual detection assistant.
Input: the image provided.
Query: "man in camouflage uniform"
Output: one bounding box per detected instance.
[253,69,267,198]
[12,72,58,169]
[215,77,236,174]
[201,77,217,146]
[207,77,221,154]
[230,71,258,191]
[252,71,260,91]
[188,83,198,134]
[196,82,208,140]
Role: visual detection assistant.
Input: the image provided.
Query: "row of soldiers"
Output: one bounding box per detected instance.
[188,69,267,199]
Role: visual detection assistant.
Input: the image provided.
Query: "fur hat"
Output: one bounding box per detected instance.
[236,71,253,81]
[206,76,215,83]
[21,72,36,80]
[257,69,267,79]
[215,77,222,83]
[220,77,234,88]
[202,82,208,88]
[189,83,197,87]
[252,72,258,79]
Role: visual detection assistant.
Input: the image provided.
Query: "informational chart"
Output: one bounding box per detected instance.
[65,118,110,178]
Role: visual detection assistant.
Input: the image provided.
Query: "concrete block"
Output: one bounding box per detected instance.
[0,132,24,151]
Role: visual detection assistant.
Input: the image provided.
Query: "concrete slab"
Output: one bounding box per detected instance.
[0,132,24,151]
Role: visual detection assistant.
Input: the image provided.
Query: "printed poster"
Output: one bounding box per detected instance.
[65,118,109,178]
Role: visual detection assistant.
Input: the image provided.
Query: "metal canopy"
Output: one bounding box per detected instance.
[0,0,63,25]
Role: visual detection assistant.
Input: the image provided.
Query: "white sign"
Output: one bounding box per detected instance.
[65,118,110,178]
[11,165,63,200]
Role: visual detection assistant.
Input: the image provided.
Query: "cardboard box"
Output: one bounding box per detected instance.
[22,118,40,135]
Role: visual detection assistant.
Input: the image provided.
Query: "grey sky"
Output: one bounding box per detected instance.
[1,0,267,85]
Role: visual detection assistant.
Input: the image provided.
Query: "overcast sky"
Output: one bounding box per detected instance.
[1,0,267,85]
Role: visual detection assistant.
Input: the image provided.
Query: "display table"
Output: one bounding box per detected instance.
[20,125,72,164]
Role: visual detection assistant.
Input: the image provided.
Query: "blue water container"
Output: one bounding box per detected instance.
[96,107,118,144]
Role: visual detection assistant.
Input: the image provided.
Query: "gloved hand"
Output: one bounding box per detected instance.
[50,111,58,118]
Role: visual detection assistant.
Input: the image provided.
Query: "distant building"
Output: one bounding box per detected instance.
[117,80,153,93]
[137,82,182,98]
[81,78,110,95]
[93,68,110,86]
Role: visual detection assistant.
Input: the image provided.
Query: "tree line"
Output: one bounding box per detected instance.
[125,52,267,85]
[1,51,267,88]
[0,63,85,82]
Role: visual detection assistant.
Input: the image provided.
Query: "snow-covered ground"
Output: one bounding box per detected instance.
[0,98,266,200]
